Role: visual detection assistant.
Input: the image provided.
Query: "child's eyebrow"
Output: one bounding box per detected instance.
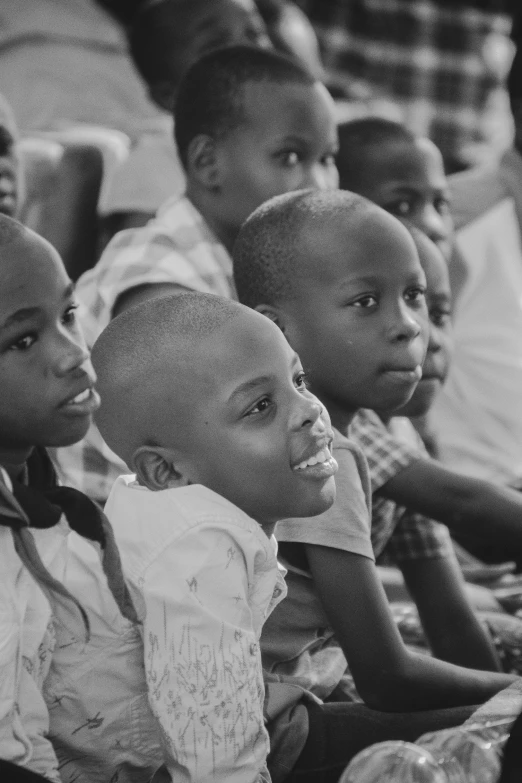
[228,375,275,403]
[0,306,41,330]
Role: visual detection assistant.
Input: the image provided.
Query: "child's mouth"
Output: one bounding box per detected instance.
[60,387,100,415]
[293,445,338,478]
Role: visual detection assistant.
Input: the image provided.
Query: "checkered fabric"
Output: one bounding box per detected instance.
[350,409,454,562]
[53,194,235,502]
[299,0,512,164]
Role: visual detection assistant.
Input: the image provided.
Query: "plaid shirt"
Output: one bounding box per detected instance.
[53,194,235,502]
[349,409,453,562]
[300,0,512,164]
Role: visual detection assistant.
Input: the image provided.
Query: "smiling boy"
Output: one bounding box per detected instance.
[56,44,339,503]
[46,292,338,783]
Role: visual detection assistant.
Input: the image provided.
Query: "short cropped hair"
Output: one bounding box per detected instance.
[337,117,416,188]
[233,188,371,309]
[92,292,243,464]
[174,44,315,167]
[0,213,29,249]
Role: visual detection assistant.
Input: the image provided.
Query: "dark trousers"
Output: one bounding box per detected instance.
[285,701,477,783]
[0,761,51,782]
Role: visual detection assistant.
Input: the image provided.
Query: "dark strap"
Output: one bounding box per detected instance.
[498,709,522,783]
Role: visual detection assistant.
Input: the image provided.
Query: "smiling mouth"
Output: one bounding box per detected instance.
[293,445,338,480]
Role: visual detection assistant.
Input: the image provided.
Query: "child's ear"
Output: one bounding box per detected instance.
[255,304,287,333]
[186,134,220,190]
[132,446,189,492]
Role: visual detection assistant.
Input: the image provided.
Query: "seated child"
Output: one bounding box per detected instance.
[102,0,271,231]
[46,292,338,783]
[0,214,133,782]
[55,44,339,503]
[233,189,518,782]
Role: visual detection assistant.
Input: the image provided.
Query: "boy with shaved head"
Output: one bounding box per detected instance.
[46,292,339,783]
[233,189,522,782]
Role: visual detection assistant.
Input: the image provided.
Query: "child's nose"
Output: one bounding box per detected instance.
[388,304,423,342]
[291,391,323,430]
[54,331,91,376]
[420,205,448,244]
[303,164,333,191]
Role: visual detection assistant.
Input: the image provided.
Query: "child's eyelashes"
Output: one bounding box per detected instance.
[8,332,37,352]
[405,286,426,306]
[276,150,301,168]
[62,302,79,326]
[294,371,309,391]
[351,294,378,309]
[430,307,452,328]
[244,395,273,418]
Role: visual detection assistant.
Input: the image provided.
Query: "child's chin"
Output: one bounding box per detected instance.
[49,420,92,449]
[302,476,337,518]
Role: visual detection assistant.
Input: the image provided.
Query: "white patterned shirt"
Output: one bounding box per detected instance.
[46,481,286,783]
[0,468,66,783]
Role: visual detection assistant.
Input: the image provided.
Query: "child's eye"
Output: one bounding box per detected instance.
[294,371,309,390]
[405,287,426,305]
[434,197,451,216]
[430,308,452,328]
[62,303,78,325]
[352,294,378,308]
[245,396,273,417]
[321,153,336,168]
[389,199,413,217]
[277,151,300,168]
[9,333,36,351]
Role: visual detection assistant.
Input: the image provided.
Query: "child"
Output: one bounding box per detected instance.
[337,117,453,263]
[55,44,339,503]
[45,292,338,783]
[233,189,518,782]
[0,214,134,782]
[103,0,271,230]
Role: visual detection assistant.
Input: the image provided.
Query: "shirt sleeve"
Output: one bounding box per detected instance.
[350,409,422,492]
[383,510,455,563]
[276,436,374,561]
[140,522,270,783]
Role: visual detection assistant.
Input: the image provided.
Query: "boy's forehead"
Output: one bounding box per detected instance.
[241,80,335,132]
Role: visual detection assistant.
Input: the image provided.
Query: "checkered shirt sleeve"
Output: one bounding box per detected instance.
[350,409,453,562]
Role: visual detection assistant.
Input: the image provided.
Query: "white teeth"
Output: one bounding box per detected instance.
[295,447,331,470]
[70,389,90,404]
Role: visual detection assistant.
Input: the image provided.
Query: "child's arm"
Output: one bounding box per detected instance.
[380,457,522,548]
[399,554,501,670]
[141,522,272,783]
[305,544,517,712]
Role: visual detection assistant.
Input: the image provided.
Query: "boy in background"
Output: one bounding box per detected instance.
[103,0,271,230]
[46,293,338,783]
[56,45,339,503]
[233,189,519,782]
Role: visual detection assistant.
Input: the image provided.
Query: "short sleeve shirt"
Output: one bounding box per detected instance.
[349,409,453,563]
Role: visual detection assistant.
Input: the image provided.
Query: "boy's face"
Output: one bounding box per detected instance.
[0,235,99,463]
[166,311,337,530]
[166,0,270,85]
[394,239,453,418]
[340,137,453,262]
[212,80,339,240]
[275,209,429,423]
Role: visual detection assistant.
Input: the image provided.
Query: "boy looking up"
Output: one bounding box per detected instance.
[233,190,518,782]
[56,44,339,503]
[0,215,134,782]
[46,293,338,783]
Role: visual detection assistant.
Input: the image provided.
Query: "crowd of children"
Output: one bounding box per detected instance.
[3,2,522,782]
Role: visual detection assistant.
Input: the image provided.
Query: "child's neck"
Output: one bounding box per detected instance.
[186,187,237,254]
[0,445,32,481]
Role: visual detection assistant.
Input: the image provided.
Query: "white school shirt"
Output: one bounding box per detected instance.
[46,480,286,783]
[0,467,65,783]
